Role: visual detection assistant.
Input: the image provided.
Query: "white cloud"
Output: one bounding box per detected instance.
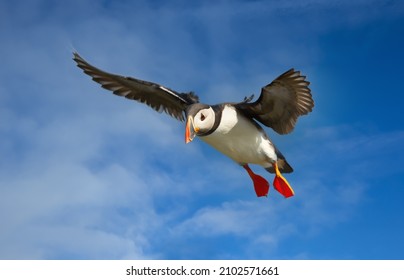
[1,0,403,259]
[159,126,404,258]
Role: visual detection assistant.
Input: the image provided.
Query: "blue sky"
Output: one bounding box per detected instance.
[1,0,403,259]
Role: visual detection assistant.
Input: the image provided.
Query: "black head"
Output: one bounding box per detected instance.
[185,103,211,118]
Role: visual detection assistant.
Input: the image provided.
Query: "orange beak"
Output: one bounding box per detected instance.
[185,116,197,144]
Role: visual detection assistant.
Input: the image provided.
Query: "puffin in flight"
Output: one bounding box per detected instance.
[73,52,314,198]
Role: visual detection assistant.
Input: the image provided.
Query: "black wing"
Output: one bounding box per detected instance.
[237,69,314,134]
[73,52,199,121]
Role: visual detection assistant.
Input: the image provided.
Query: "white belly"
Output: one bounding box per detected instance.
[199,106,277,167]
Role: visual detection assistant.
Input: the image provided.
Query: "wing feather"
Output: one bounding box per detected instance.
[237,69,314,134]
[73,52,199,121]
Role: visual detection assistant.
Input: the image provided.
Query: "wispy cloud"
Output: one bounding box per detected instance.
[3,96,393,258]
[159,126,403,258]
[1,0,403,259]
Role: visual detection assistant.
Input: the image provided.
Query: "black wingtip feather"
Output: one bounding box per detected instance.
[73,52,199,122]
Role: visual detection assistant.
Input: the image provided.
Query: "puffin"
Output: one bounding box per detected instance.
[73,52,314,198]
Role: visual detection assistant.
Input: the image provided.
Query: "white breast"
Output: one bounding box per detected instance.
[200,105,277,167]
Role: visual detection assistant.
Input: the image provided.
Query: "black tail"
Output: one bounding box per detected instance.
[265,147,293,174]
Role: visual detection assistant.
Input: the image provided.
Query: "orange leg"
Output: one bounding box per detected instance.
[243,164,269,197]
[272,162,295,198]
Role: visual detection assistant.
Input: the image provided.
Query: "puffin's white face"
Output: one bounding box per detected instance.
[185,107,215,143]
[193,107,215,134]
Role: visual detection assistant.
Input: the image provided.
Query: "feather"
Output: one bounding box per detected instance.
[73,52,198,121]
[236,68,314,134]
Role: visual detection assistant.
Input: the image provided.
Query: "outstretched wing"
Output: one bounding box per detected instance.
[73,52,199,121]
[237,69,314,134]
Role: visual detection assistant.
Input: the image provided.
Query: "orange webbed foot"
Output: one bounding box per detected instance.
[243,164,269,197]
[272,163,295,198]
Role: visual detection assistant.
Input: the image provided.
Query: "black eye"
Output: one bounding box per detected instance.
[200,114,206,121]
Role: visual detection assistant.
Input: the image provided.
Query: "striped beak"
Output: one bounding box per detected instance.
[185,116,197,144]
